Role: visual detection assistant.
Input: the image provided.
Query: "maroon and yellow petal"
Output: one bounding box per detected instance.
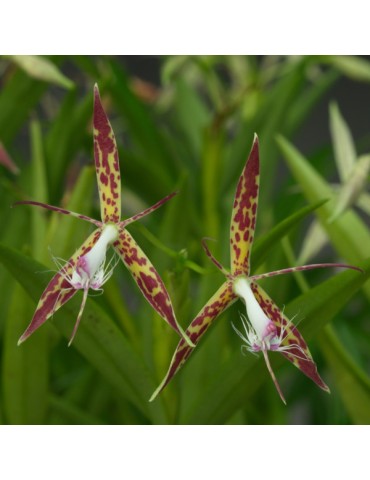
[93,84,121,223]
[119,192,177,229]
[18,228,102,344]
[114,228,193,345]
[250,280,330,392]
[230,135,260,277]
[150,280,237,401]
[13,200,102,227]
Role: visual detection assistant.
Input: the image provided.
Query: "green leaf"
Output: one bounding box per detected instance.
[7,56,74,89]
[2,283,48,424]
[45,90,92,201]
[49,394,104,425]
[330,154,370,222]
[0,244,168,424]
[329,102,357,182]
[182,258,370,424]
[285,69,339,136]
[30,120,48,261]
[161,56,188,85]
[46,165,95,257]
[172,78,210,157]
[277,135,370,275]
[108,62,178,180]
[201,127,225,240]
[0,70,46,144]
[251,199,328,270]
[257,59,307,194]
[323,55,370,83]
[318,325,370,424]
[298,220,328,264]
[356,191,370,217]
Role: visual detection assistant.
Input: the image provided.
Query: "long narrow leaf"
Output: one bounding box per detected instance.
[0,244,168,424]
[329,102,357,182]
[318,326,370,424]
[277,136,370,282]
[7,56,73,89]
[252,199,327,269]
[2,284,48,424]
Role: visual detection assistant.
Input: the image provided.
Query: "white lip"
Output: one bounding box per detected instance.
[233,276,273,341]
[83,224,119,277]
[65,224,119,290]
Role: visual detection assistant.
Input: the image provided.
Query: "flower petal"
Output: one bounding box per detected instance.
[93,84,121,223]
[114,228,193,346]
[230,134,259,276]
[13,200,102,227]
[250,281,330,392]
[119,192,177,228]
[18,228,102,344]
[150,281,237,401]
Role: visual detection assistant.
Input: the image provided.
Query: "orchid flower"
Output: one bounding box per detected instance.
[16,85,193,347]
[150,135,361,404]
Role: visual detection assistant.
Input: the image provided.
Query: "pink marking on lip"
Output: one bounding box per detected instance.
[263,321,277,340]
[76,256,90,276]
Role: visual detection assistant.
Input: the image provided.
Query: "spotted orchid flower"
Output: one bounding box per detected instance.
[150,135,361,404]
[16,85,192,347]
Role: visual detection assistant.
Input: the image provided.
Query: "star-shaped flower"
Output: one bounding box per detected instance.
[16,85,192,347]
[150,135,360,403]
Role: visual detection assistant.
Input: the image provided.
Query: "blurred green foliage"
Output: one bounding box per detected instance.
[1,55,370,424]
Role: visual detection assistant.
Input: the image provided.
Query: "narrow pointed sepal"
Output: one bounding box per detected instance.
[114,228,194,346]
[201,238,230,277]
[150,280,237,401]
[251,281,330,392]
[13,200,102,227]
[18,229,102,345]
[250,263,363,281]
[120,192,178,228]
[230,134,259,276]
[93,84,121,223]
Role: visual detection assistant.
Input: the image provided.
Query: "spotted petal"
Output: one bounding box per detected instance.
[114,228,194,346]
[230,134,259,276]
[93,85,121,223]
[13,200,102,228]
[119,192,178,229]
[250,281,330,392]
[150,281,237,401]
[18,228,102,344]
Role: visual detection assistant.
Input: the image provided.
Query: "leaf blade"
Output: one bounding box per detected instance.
[0,244,168,423]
